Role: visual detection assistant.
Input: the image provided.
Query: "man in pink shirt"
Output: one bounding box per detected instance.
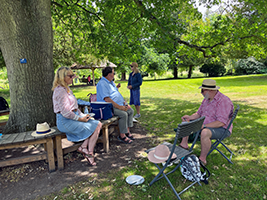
[179,79,234,165]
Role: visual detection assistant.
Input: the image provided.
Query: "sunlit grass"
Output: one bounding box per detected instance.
[3,74,267,199]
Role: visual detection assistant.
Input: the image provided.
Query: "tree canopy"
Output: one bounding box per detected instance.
[1,0,267,133]
[52,0,267,62]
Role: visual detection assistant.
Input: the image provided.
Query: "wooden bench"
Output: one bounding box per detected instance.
[0,129,63,172]
[0,116,119,172]
[54,115,119,170]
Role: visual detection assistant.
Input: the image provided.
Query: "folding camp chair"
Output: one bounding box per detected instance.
[207,105,240,164]
[146,116,205,200]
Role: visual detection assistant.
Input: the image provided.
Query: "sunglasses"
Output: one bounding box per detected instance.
[130,65,133,68]
[67,74,75,78]
[58,67,69,71]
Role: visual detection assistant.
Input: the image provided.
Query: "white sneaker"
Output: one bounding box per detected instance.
[133,118,138,123]
[134,114,141,118]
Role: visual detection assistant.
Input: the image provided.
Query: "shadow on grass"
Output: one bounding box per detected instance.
[135,97,267,199]
[22,95,267,200]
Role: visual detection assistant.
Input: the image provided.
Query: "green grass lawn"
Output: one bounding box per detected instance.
[3,74,267,199]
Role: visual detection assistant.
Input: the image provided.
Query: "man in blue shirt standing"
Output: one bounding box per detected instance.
[97,67,134,144]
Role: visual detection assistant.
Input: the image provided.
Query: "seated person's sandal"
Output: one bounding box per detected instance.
[125,133,135,140]
[117,135,133,144]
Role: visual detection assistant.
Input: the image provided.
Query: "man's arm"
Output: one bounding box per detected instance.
[204,120,225,128]
[104,97,127,111]
[182,112,201,122]
[202,119,228,129]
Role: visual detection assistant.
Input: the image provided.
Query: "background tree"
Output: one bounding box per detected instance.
[200,63,226,77]
[140,46,170,78]
[51,0,267,78]
[235,56,266,75]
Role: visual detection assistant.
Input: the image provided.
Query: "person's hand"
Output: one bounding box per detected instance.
[127,85,132,89]
[116,83,121,88]
[181,115,190,122]
[79,114,91,122]
[120,105,128,111]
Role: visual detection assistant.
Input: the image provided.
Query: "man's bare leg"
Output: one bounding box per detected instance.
[199,128,212,164]
[180,136,189,149]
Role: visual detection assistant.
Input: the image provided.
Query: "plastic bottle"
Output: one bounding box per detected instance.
[84,106,89,114]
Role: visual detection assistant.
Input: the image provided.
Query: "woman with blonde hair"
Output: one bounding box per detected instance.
[127,62,142,119]
[52,67,102,166]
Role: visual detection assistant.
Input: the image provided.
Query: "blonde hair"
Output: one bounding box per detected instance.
[131,62,139,74]
[52,67,73,92]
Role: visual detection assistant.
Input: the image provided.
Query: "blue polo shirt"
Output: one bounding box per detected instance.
[96,77,125,106]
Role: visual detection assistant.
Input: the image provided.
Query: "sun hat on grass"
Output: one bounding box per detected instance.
[148,144,177,163]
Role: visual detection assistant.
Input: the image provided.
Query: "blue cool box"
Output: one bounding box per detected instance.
[90,102,114,120]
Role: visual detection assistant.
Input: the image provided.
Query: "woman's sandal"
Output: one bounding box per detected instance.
[77,146,89,155]
[117,135,133,144]
[84,153,96,166]
[77,147,96,166]
[125,133,135,140]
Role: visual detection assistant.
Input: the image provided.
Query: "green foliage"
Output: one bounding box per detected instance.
[200,63,226,77]
[0,68,8,89]
[51,0,267,78]
[235,57,266,75]
[0,49,5,69]
[140,46,170,77]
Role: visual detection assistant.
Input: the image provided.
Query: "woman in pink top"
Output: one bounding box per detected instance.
[52,67,102,166]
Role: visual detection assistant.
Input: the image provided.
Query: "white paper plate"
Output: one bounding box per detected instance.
[89,113,95,117]
[126,175,145,185]
[90,101,112,104]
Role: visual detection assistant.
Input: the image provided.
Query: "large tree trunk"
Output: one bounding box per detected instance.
[173,66,178,79]
[120,72,126,81]
[187,65,193,78]
[0,0,56,134]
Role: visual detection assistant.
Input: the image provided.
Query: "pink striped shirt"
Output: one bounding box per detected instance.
[197,91,234,133]
[53,86,84,120]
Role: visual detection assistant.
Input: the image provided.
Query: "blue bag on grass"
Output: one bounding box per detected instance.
[90,102,114,120]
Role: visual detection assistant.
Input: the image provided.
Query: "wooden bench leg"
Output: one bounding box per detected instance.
[55,135,64,170]
[46,138,56,172]
[102,125,109,153]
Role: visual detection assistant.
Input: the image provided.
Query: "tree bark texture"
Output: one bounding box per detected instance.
[0,0,56,134]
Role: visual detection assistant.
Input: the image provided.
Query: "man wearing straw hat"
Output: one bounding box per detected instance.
[179,79,234,165]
